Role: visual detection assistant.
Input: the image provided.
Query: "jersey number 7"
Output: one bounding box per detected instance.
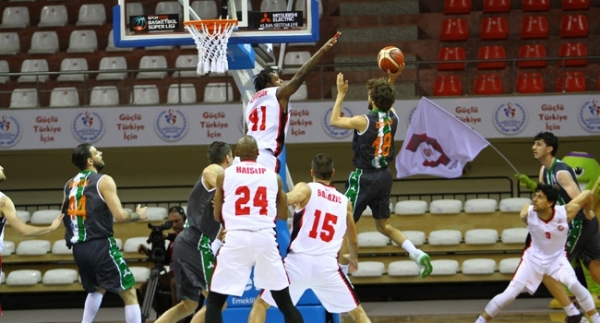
[308,210,338,242]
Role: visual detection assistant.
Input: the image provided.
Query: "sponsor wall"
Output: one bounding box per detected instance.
[0,94,598,150]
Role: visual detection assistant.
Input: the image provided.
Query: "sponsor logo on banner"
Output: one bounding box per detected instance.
[322,107,354,139]
[406,106,417,126]
[493,102,527,135]
[72,111,105,143]
[0,115,22,148]
[155,109,188,141]
[578,100,600,133]
[129,14,179,32]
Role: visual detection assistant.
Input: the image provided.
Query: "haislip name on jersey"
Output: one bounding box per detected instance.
[235,165,267,175]
[317,189,342,203]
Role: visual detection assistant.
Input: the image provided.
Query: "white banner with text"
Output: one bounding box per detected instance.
[0,94,598,150]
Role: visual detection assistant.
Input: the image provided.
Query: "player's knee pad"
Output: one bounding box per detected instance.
[568,281,595,312]
[485,281,522,317]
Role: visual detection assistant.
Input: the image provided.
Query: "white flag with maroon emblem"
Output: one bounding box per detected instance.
[396,97,490,178]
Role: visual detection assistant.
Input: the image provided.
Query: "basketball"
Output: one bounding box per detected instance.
[377,46,404,73]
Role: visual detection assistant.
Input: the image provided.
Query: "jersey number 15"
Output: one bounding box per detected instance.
[308,210,338,242]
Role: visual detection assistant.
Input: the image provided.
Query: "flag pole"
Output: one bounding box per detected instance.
[487,143,520,174]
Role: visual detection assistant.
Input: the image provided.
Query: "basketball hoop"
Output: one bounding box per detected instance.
[184,19,238,75]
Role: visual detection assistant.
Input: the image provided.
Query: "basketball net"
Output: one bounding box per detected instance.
[184,19,238,75]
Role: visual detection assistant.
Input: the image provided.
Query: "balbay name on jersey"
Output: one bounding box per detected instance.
[235,165,267,175]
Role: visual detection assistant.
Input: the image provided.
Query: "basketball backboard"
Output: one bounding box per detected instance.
[113,0,320,47]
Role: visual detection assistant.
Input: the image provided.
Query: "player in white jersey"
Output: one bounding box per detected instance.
[0,165,64,316]
[248,154,371,323]
[205,135,303,323]
[246,32,340,172]
[475,183,600,323]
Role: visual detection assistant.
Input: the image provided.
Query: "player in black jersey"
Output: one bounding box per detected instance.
[329,69,432,279]
[154,142,233,323]
[63,144,148,323]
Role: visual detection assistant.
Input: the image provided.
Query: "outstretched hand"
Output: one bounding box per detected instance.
[321,31,341,52]
[336,73,349,96]
[387,64,404,84]
[49,213,65,230]
[135,204,148,221]
[515,173,537,192]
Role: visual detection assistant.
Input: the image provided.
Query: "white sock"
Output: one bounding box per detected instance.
[474,315,487,323]
[564,303,580,316]
[590,313,600,323]
[124,304,141,323]
[401,240,418,255]
[82,292,103,323]
[339,264,349,276]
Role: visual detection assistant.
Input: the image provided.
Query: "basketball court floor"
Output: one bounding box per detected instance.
[0,298,583,322]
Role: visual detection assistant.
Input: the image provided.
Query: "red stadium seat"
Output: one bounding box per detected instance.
[560,14,589,38]
[562,0,590,11]
[518,44,547,68]
[437,47,466,71]
[477,45,507,70]
[522,0,550,11]
[516,72,544,94]
[474,74,503,95]
[480,17,508,40]
[433,75,464,96]
[521,15,549,39]
[444,0,472,14]
[558,42,588,67]
[483,0,511,13]
[440,18,469,41]
[556,71,586,92]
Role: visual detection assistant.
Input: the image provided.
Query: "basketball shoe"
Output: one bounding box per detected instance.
[565,314,589,323]
[409,250,433,278]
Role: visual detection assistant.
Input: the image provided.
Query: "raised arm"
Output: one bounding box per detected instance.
[286,182,311,209]
[566,190,593,221]
[343,201,359,273]
[213,172,225,222]
[556,171,582,199]
[386,64,404,85]
[98,175,147,222]
[520,203,530,225]
[329,73,367,131]
[277,32,340,101]
[1,195,63,237]
[276,175,288,221]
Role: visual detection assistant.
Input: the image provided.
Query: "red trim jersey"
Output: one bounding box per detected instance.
[245,87,290,156]
[289,183,349,257]
[527,205,569,264]
[221,161,279,231]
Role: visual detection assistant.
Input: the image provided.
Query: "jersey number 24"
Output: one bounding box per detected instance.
[235,185,268,216]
